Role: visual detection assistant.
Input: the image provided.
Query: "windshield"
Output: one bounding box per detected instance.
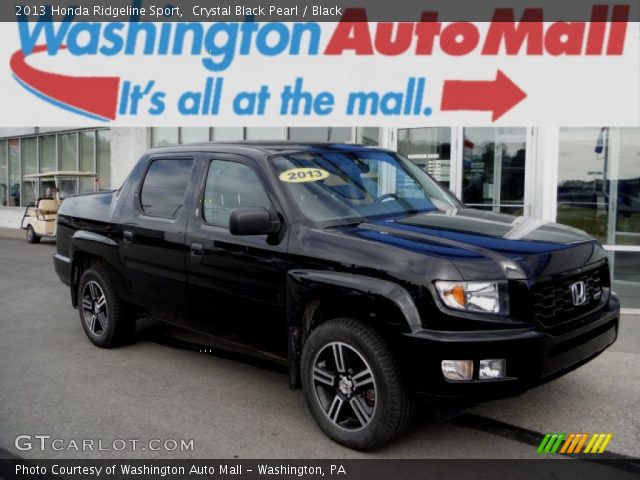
[271,149,461,226]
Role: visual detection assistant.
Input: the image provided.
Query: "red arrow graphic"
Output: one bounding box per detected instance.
[441,70,527,121]
[10,45,120,121]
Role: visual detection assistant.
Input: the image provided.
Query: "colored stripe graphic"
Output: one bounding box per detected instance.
[10,45,120,121]
[584,434,598,453]
[538,433,565,453]
[539,433,613,454]
[572,433,589,453]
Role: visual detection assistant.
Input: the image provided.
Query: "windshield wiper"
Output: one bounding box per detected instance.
[324,220,365,229]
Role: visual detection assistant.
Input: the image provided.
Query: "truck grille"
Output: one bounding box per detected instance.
[531,266,607,328]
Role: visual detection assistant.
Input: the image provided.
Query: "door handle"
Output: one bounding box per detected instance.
[123,230,134,243]
[190,242,204,257]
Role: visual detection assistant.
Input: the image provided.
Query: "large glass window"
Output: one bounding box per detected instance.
[556,127,608,243]
[21,138,38,205]
[203,161,272,227]
[212,128,244,141]
[556,127,640,245]
[462,127,526,214]
[397,127,451,188]
[59,133,77,171]
[609,251,640,309]
[39,135,56,173]
[140,159,193,218]
[97,130,111,189]
[614,128,640,246]
[288,127,351,142]
[0,129,109,205]
[79,131,95,192]
[151,128,179,147]
[557,127,640,309]
[245,127,283,140]
[150,127,363,145]
[181,127,210,143]
[356,127,380,146]
[0,140,7,206]
[8,139,20,206]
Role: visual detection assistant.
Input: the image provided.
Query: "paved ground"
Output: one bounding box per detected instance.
[0,230,638,460]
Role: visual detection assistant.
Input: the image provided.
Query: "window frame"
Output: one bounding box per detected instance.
[199,156,278,229]
[136,156,195,220]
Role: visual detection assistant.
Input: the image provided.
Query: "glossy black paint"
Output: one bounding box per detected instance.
[54,142,619,404]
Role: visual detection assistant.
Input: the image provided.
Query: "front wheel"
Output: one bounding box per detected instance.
[301,318,412,450]
[78,268,135,348]
[26,225,40,244]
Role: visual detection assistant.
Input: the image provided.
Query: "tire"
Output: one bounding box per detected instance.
[301,317,412,450]
[77,268,135,348]
[26,225,40,244]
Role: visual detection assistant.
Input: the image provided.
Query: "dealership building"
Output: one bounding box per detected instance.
[0,126,638,311]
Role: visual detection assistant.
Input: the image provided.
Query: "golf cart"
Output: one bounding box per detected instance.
[20,171,100,243]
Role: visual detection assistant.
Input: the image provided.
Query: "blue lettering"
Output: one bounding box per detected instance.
[256,23,289,56]
[18,13,73,55]
[290,23,321,55]
[67,23,101,55]
[100,23,125,55]
[202,23,237,72]
[125,22,156,54]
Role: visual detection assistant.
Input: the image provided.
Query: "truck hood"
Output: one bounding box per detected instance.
[335,208,606,281]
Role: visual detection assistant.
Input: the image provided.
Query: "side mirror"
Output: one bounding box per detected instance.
[229,207,281,236]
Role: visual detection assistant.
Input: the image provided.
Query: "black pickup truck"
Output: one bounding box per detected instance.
[54,142,619,450]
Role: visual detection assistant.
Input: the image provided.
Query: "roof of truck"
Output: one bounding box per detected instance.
[148,141,388,157]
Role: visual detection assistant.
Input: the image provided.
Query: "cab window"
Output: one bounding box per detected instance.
[140,158,193,218]
[203,160,272,227]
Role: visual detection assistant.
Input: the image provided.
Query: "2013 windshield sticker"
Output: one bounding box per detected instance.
[279,168,330,183]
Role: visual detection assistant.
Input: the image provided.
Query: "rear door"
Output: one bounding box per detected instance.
[118,155,197,326]
[186,154,289,357]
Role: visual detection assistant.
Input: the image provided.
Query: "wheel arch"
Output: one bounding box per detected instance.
[69,231,128,308]
[286,270,422,389]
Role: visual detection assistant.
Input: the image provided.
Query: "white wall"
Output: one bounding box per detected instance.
[0,206,24,228]
[109,128,150,189]
[0,128,37,137]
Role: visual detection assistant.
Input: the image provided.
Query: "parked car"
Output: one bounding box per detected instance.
[53,143,619,450]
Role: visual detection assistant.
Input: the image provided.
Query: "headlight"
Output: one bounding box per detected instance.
[434,281,509,315]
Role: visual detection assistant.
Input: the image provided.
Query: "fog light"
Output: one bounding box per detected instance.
[441,360,473,381]
[479,359,506,380]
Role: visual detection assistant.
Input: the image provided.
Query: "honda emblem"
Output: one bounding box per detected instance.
[570,281,587,306]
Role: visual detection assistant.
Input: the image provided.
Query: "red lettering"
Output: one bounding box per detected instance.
[374,23,414,55]
[325,6,629,58]
[482,9,544,55]
[440,22,480,56]
[324,8,373,55]
[586,6,609,55]
[607,5,630,55]
[545,22,587,55]
[415,12,441,55]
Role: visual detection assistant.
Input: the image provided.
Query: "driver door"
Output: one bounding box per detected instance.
[186,155,289,357]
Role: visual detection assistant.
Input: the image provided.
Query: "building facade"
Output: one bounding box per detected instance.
[0,126,638,311]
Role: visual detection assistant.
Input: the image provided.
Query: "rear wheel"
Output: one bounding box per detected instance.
[301,317,412,450]
[78,268,135,348]
[26,225,40,244]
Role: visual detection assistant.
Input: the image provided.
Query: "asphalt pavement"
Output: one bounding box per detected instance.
[0,230,638,460]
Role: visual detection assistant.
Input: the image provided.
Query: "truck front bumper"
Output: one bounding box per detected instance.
[399,295,620,404]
